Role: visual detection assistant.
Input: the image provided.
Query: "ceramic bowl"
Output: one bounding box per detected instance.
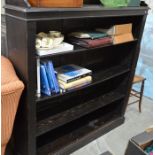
[52,35,64,47]
[49,31,61,37]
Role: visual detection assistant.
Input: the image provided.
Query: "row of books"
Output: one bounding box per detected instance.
[37,61,92,96]
[39,61,60,96]
[96,23,134,44]
[68,31,113,48]
[68,23,134,48]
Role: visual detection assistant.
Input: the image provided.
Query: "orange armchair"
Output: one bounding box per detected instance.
[1,56,24,155]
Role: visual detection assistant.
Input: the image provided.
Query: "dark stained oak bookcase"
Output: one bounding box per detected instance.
[5,1,148,155]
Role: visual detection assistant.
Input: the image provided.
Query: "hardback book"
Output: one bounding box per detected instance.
[56,64,92,83]
[132,129,153,149]
[69,31,108,39]
[58,76,92,90]
[45,61,60,93]
[96,23,133,36]
[42,61,55,93]
[60,81,92,93]
[40,64,51,96]
[113,33,134,44]
[36,42,74,56]
[36,58,41,97]
[69,36,113,48]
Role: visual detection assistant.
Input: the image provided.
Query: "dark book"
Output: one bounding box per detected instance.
[132,129,153,149]
[69,36,113,48]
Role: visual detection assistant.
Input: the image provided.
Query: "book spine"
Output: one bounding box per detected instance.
[61,81,91,93]
[40,64,51,96]
[43,62,55,92]
[59,76,92,89]
[115,23,132,35]
[36,58,41,97]
[58,72,92,83]
[47,61,60,93]
[113,33,134,44]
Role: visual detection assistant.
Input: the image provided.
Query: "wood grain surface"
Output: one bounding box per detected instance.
[28,0,83,7]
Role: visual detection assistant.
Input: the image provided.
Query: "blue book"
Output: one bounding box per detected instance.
[46,61,60,93]
[40,64,51,96]
[42,62,55,93]
[56,64,92,83]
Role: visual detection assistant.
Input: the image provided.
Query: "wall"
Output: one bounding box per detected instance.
[134,0,153,99]
[1,0,5,14]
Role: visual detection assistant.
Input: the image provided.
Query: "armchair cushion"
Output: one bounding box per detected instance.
[1,56,24,155]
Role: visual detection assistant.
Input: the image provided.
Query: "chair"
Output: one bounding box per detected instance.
[1,56,24,155]
[129,75,146,112]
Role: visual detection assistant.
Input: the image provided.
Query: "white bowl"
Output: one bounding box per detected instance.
[49,31,61,37]
[52,35,64,47]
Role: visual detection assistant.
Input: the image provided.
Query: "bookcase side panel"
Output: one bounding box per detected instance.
[6,16,37,155]
[121,14,148,115]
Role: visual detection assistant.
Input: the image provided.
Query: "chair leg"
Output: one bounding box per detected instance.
[139,80,145,112]
[1,145,6,155]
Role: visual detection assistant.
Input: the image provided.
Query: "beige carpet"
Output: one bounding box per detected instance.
[72,97,153,155]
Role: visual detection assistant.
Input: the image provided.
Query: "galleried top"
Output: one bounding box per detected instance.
[5,0,149,21]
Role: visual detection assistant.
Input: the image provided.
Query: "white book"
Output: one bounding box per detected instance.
[36,42,74,56]
[36,58,41,97]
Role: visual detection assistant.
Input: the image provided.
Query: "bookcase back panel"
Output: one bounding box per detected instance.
[37,72,129,121]
[37,98,124,149]
[36,15,143,39]
[41,42,136,71]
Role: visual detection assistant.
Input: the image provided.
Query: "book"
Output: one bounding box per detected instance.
[69,31,108,39]
[58,76,92,90]
[42,61,55,93]
[36,58,41,97]
[113,33,134,44]
[46,61,60,93]
[56,64,92,83]
[132,129,153,149]
[96,23,133,36]
[36,42,74,56]
[69,36,113,48]
[60,81,92,93]
[40,64,51,96]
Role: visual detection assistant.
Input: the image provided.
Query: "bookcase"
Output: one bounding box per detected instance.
[5,1,148,155]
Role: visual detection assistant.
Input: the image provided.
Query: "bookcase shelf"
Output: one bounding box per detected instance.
[37,100,124,155]
[36,65,130,103]
[5,2,148,155]
[37,116,124,155]
[37,91,125,136]
[36,39,138,58]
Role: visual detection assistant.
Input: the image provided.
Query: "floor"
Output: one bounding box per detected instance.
[72,97,153,155]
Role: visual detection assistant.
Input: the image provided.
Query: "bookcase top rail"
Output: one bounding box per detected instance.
[5,4,149,21]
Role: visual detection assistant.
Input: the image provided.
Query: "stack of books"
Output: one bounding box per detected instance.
[68,31,113,48]
[56,64,92,92]
[38,60,60,96]
[96,23,134,44]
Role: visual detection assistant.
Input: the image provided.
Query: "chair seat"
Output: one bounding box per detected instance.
[128,74,146,113]
[133,75,145,84]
